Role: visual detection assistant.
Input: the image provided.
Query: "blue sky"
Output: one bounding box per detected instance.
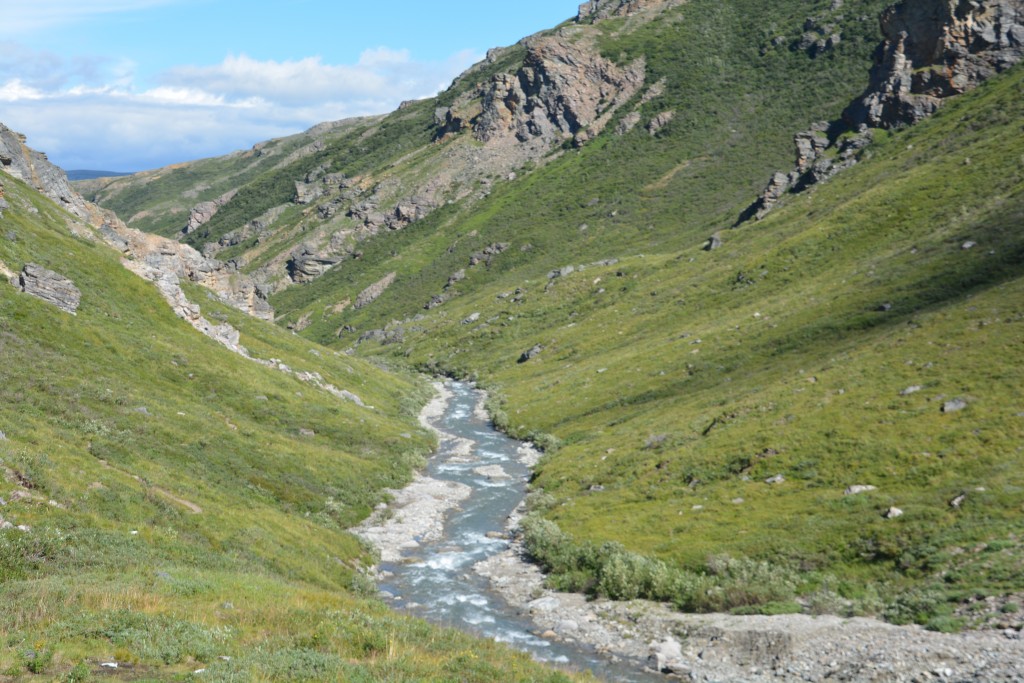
[0,1,578,171]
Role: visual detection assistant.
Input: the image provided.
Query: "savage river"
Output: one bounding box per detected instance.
[356,380,663,682]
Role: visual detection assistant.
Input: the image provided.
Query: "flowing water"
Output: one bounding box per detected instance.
[376,381,662,682]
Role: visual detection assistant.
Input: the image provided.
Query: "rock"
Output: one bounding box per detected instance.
[446,269,466,288]
[473,34,645,150]
[885,506,904,519]
[845,0,1024,130]
[530,596,561,613]
[900,385,923,396]
[462,312,481,325]
[577,0,659,23]
[647,110,675,135]
[469,242,510,267]
[518,344,544,363]
[298,428,315,438]
[548,265,576,279]
[962,240,978,250]
[287,243,342,283]
[354,272,397,309]
[648,637,687,674]
[844,485,878,495]
[704,233,723,251]
[942,398,968,413]
[949,492,967,509]
[0,124,90,219]
[558,619,580,633]
[183,189,237,235]
[765,474,786,484]
[16,263,81,314]
[0,430,5,440]
[473,465,511,480]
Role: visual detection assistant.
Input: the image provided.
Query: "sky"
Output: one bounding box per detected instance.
[0,0,578,172]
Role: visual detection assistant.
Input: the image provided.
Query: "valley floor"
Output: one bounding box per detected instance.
[361,383,1024,682]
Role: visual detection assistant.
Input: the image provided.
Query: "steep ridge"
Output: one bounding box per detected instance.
[80,0,1024,648]
[0,139,587,680]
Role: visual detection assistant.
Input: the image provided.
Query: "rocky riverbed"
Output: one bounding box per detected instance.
[356,381,1024,682]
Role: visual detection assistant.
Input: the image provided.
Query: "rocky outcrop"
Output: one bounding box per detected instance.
[0,124,90,220]
[15,263,81,314]
[576,0,662,22]
[287,243,342,284]
[740,0,1022,225]
[845,0,1024,129]
[354,272,397,309]
[473,36,646,149]
[182,189,237,235]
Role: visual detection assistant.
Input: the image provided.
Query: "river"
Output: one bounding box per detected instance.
[368,381,663,682]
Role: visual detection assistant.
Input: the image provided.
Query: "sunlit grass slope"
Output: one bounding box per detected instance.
[364,66,1024,626]
[0,177,586,681]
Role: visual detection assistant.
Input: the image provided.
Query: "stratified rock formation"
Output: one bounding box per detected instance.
[845,0,1024,128]
[0,124,90,220]
[742,0,1024,223]
[15,263,81,314]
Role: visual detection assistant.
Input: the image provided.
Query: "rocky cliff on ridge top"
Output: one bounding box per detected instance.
[1,124,274,331]
[744,0,1024,223]
[221,21,654,293]
[845,0,1024,128]
[0,123,91,221]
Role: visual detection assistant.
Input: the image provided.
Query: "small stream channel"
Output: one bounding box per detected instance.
[374,381,663,682]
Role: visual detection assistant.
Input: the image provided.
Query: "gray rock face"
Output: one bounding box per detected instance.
[287,243,342,283]
[0,124,90,220]
[845,0,1024,129]
[354,272,397,309]
[183,189,237,235]
[741,0,1022,226]
[16,263,81,314]
[518,344,544,363]
[577,0,660,22]
[473,36,646,149]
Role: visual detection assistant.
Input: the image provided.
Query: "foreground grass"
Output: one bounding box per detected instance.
[0,177,586,680]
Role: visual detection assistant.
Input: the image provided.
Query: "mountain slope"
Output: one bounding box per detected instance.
[80,0,1024,631]
[0,172,581,680]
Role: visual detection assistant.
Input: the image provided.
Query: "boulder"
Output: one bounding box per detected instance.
[844,485,878,495]
[942,398,968,413]
[647,637,688,675]
[518,344,544,363]
[16,263,81,314]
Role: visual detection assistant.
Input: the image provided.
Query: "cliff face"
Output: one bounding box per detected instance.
[0,124,274,324]
[473,36,646,149]
[0,124,90,220]
[846,0,1024,127]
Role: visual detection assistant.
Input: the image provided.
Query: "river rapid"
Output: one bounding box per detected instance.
[355,380,660,682]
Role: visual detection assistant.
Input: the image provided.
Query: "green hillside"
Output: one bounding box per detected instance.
[78,0,1024,634]
[370,66,1024,627]
[0,175,583,680]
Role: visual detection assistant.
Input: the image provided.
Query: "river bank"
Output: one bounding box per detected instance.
[354,381,1024,682]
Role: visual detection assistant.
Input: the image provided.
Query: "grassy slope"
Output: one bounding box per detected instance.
[75,0,1023,629]
[0,177,584,681]
[367,65,1024,625]
[269,0,891,333]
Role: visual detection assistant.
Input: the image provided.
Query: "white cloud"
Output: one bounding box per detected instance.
[0,47,482,171]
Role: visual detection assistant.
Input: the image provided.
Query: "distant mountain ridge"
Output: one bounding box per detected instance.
[66,169,134,181]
